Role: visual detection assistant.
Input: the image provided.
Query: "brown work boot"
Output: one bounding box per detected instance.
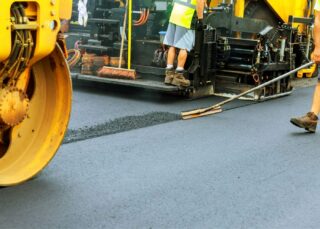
[171,71,190,87]
[290,112,318,133]
[164,69,175,84]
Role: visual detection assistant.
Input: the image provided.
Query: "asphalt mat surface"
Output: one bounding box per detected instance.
[1,84,320,229]
[68,81,255,130]
[66,82,262,143]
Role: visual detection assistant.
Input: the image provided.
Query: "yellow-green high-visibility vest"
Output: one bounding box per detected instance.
[169,0,197,29]
[315,0,320,11]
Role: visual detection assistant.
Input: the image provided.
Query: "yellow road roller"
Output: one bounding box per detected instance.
[0,0,72,186]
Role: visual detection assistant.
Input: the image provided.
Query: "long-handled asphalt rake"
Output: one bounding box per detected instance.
[181,62,315,120]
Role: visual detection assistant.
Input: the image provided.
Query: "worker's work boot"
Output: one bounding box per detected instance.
[290,112,318,133]
[171,71,190,87]
[164,69,175,84]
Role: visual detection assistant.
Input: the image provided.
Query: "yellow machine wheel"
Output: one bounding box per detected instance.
[0,45,72,186]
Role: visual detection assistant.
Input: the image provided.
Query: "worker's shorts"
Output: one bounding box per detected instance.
[163,23,195,52]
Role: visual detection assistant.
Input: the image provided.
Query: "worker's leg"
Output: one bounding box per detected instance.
[171,48,190,87]
[163,23,176,69]
[163,46,176,84]
[290,82,319,133]
[176,49,188,71]
[167,46,176,67]
[311,82,320,115]
[163,23,176,84]
[170,26,195,87]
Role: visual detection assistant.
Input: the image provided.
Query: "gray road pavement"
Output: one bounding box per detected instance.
[1,83,319,229]
[68,81,254,130]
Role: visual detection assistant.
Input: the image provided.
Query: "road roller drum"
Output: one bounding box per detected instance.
[0,0,72,186]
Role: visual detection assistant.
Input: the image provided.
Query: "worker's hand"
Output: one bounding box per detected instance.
[312,49,320,64]
[196,19,204,31]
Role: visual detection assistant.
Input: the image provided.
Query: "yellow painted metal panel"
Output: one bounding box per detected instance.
[234,0,245,18]
[210,0,311,32]
[209,0,244,17]
[0,0,72,62]
[0,1,14,62]
[266,0,308,23]
[59,0,72,19]
[128,0,132,69]
[210,0,232,8]
[209,0,219,8]
[266,0,309,32]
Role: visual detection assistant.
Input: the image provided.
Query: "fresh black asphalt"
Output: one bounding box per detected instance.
[1,83,319,229]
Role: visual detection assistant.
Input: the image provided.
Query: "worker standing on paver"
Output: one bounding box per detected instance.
[290,1,320,132]
[163,0,205,87]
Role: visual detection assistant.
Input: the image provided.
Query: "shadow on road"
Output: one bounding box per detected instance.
[72,79,183,105]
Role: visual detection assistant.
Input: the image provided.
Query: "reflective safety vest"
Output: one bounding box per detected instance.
[169,0,197,29]
[315,0,320,11]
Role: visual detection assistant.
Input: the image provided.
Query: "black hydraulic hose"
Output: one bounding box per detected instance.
[0,3,33,85]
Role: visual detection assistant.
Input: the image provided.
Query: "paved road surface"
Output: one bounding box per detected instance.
[1,82,319,229]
